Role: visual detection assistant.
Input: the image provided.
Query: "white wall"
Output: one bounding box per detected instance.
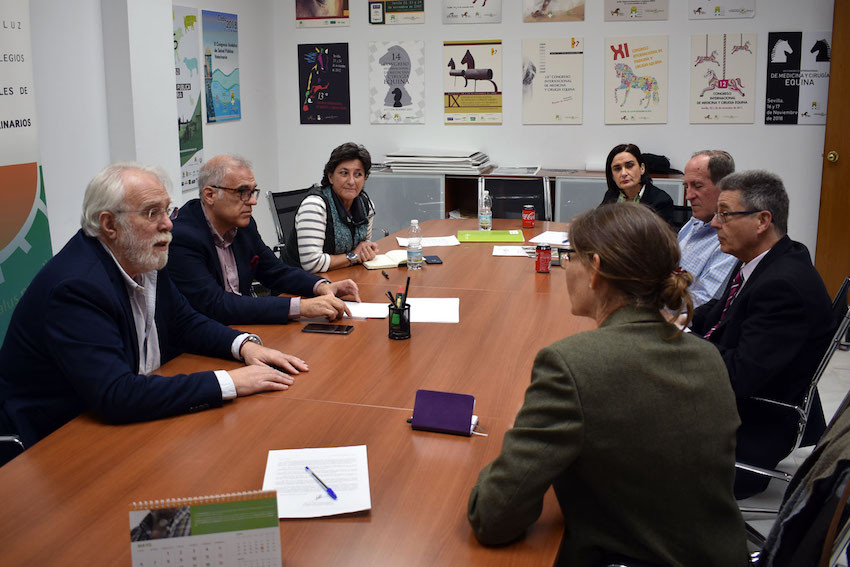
[30,0,111,252]
[274,1,834,254]
[30,0,278,249]
[29,1,835,254]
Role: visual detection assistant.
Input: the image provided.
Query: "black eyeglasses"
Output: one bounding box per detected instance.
[212,185,261,202]
[562,248,594,263]
[115,205,178,222]
[713,210,761,224]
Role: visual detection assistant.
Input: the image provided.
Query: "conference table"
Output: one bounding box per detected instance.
[0,218,593,566]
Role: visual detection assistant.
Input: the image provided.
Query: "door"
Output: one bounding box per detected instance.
[816,0,850,297]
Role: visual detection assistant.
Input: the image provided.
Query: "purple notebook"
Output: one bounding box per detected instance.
[411,389,476,437]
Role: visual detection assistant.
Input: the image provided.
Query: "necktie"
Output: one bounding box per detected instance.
[704,269,744,340]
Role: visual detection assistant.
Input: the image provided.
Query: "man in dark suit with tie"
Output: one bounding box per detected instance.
[690,170,833,499]
[0,163,307,453]
[168,155,359,325]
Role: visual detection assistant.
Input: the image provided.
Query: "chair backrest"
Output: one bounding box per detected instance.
[670,205,693,231]
[483,177,552,221]
[795,305,850,447]
[832,277,850,329]
[266,187,314,247]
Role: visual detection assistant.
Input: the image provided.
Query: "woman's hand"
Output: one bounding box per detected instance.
[353,240,379,263]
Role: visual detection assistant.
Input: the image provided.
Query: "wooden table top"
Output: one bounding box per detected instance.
[0,218,587,566]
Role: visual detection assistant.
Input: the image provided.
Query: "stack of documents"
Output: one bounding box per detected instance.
[384,148,494,175]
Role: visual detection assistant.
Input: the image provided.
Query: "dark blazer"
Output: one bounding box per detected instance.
[468,307,747,567]
[0,231,239,448]
[691,235,833,470]
[168,199,322,324]
[600,181,675,226]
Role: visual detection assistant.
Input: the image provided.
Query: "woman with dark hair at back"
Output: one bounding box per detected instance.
[468,203,747,567]
[283,142,379,273]
[600,143,675,226]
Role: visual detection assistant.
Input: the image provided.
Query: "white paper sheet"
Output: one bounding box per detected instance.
[344,301,390,319]
[529,231,569,246]
[342,298,460,323]
[408,297,459,323]
[262,445,371,519]
[492,246,535,257]
[396,236,461,247]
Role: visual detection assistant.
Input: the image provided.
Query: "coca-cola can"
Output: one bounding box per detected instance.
[522,205,535,228]
[535,244,551,273]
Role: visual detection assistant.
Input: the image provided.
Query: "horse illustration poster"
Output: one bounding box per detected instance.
[523,0,584,22]
[689,33,756,124]
[369,41,425,124]
[604,35,668,124]
[689,1,754,19]
[443,1,501,24]
[369,1,425,25]
[765,32,831,125]
[298,43,351,124]
[521,38,583,124]
[174,6,204,192]
[444,40,502,125]
[604,0,667,22]
[201,10,240,123]
[296,0,349,28]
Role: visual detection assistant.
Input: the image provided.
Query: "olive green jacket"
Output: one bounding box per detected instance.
[468,306,748,567]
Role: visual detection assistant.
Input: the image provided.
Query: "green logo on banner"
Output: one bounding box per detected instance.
[0,164,53,343]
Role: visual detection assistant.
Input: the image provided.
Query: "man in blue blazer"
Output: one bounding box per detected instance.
[690,170,833,499]
[168,155,359,325]
[0,163,307,452]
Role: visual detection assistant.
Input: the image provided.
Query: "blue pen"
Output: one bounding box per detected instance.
[305,466,337,500]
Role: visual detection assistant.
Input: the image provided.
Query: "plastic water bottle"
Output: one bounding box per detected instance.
[478,190,492,231]
[407,219,423,270]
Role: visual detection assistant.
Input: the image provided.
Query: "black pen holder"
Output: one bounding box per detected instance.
[388,304,411,340]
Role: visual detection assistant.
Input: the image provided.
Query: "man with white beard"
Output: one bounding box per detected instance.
[0,163,307,455]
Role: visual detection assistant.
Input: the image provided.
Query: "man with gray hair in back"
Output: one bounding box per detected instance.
[0,162,308,457]
[678,150,738,306]
[168,154,360,325]
[690,170,832,499]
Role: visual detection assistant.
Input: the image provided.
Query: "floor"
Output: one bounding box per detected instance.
[740,345,850,563]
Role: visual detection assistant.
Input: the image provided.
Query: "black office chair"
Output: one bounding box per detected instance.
[484,177,552,221]
[266,186,315,258]
[736,305,850,489]
[832,277,850,350]
[0,434,24,467]
[669,205,692,231]
[744,384,850,566]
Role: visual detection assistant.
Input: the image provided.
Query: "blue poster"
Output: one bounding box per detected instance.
[202,10,241,122]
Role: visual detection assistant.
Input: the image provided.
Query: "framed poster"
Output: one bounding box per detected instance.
[604,35,668,124]
[369,1,425,25]
[765,32,831,125]
[202,10,241,122]
[689,0,754,19]
[444,40,502,125]
[690,33,756,124]
[442,0,501,24]
[522,37,583,124]
[605,0,667,21]
[369,41,425,124]
[523,0,584,22]
[298,43,351,124]
[174,6,203,191]
[296,0,349,27]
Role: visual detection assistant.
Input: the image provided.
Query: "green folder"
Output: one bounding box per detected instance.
[457,230,526,243]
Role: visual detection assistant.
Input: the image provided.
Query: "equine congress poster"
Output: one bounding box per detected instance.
[369,41,425,124]
[298,43,351,124]
[690,33,756,124]
[443,40,502,125]
[604,35,668,124]
[521,37,583,124]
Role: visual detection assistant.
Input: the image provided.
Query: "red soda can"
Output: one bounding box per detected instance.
[535,244,551,273]
[522,205,536,228]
